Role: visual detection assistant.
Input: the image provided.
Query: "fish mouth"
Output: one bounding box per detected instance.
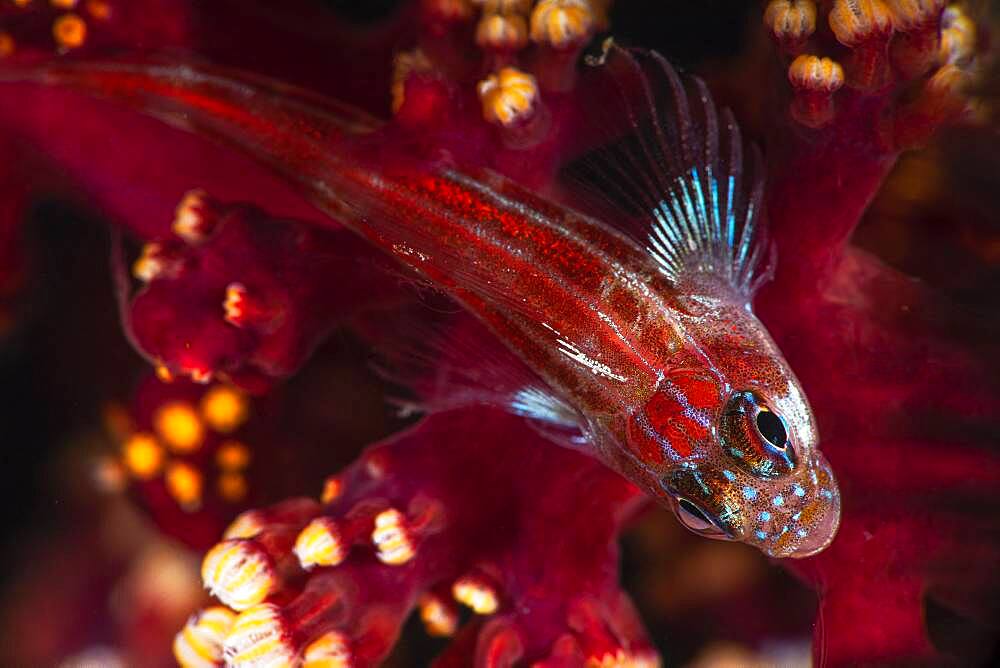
[752,452,842,559]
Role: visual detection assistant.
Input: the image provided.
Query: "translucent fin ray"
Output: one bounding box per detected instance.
[376,310,584,435]
[566,45,772,299]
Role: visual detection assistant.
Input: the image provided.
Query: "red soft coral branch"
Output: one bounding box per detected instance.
[754,2,1000,662]
[193,407,650,666]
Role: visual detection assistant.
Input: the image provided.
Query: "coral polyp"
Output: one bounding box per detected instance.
[0,2,997,667]
[186,409,651,667]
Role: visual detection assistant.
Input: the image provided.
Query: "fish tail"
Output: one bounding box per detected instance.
[0,58,382,219]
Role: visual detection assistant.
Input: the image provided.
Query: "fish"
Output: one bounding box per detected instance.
[0,45,840,557]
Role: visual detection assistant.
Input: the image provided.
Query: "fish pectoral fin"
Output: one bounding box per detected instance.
[375,306,587,442]
[562,45,773,302]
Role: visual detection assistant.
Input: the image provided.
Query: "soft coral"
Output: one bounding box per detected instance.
[1,1,998,666]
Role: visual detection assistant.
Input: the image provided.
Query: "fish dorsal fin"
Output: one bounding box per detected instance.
[565,45,772,301]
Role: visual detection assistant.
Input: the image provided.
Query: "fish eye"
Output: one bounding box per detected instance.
[755,408,788,449]
[721,391,797,477]
[676,498,719,534]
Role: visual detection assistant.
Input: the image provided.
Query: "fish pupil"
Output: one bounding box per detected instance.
[678,498,710,523]
[756,410,787,448]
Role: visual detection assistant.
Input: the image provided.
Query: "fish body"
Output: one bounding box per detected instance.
[345,160,838,558]
[3,48,840,557]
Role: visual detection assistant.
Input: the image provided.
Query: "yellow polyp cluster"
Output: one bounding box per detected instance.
[104,382,255,509]
[217,471,248,503]
[52,12,87,49]
[320,475,344,504]
[294,517,346,569]
[629,652,662,668]
[216,440,251,470]
[172,188,214,244]
[788,54,846,92]
[828,0,894,47]
[885,0,945,31]
[940,5,976,66]
[763,0,817,50]
[5,0,117,60]
[529,0,595,49]
[202,539,276,611]
[585,649,661,668]
[222,282,249,327]
[452,575,500,614]
[0,32,14,58]
[123,432,165,479]
[478,66,539,126]
[418,594,458,637]
[131,245,163,282]
[788,53,844,125]
[224,510,266,540]
[155,400,205,453]
[186,367,214,384]
[132,241,180,283]
[223,604,295,667]
[302,631,353,668]
[173,606,236,668]
[587,649,627,668]
[925,62,968,98]
[390,48,433,115]
[217,449,250,500]
[166,461,204,510]
[634,653,662,668]
[764,0,981,130]
[476,12,528,51]
[201,384,250,434]
[408,1,612,131]
[372,508,416,565]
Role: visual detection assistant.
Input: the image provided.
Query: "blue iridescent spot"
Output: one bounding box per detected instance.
[772,495,785,507]
[780,525,789,535]
[794,484,806,497]
[797,529,808,538]
[756,530,768,540]
[820,489,834,499]
[742,486,757,500]
[723,470,736,482]
[730,448,745,459]
[792,511,802,521]
[759,511,771,521]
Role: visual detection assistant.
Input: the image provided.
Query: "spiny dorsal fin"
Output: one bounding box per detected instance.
[566,45,772,300]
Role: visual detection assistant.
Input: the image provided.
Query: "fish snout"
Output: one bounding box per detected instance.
[749,452,841,558]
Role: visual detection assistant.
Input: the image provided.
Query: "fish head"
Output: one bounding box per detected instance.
[659,384,841,558]
[628,309,841,558]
